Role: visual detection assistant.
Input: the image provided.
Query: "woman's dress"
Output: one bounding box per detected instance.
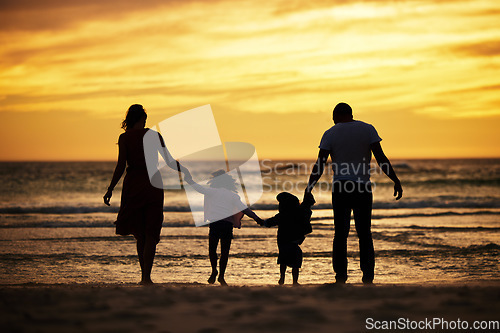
[115,128,164,243]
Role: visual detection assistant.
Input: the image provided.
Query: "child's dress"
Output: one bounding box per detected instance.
[188,181,247,239]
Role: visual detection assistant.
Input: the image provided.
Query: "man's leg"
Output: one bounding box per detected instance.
[332,187,352,283]
[292,268,300,285]
[279,264,286,285]
[353,185,374,283]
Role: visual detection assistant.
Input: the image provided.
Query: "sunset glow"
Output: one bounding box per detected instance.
[1,0,499,160]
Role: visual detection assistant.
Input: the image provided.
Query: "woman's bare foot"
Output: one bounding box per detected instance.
[208,270,218,284]
[218,276,228,286]
[278,276,285,285]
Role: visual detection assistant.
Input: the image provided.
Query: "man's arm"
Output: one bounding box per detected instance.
[305,149,330,195]
[370,142,403,200]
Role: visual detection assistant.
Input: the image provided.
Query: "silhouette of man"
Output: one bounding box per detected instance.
[304,102,402,284]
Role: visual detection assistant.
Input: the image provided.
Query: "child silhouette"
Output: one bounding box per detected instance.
[184,169,263,286]
[262,192,315,285]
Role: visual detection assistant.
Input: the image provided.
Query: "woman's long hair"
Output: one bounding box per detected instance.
[121,104,147,130]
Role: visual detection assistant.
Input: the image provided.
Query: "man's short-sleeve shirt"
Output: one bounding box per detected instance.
[319,120,381,183]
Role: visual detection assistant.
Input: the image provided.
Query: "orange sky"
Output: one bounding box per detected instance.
[1,0,499,160]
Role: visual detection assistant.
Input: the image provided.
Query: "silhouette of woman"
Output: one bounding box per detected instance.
[103,104,181,285]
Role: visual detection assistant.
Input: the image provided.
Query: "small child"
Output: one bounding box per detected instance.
[184,169,263,286]
[262,192,315,285]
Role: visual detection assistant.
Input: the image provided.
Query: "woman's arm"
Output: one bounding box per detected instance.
[157,134,178,170]
[103,136,126,206]
[156,133,190,174]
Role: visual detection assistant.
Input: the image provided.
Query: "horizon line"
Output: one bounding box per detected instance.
[1,156,500,163]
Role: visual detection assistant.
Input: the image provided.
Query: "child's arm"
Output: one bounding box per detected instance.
[302,192,316,209]
[183,171,214,196]
[263,215,279,228]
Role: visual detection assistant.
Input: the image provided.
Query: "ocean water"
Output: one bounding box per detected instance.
[0,159,499,285]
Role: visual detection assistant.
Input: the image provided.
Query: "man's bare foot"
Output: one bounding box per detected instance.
[218,276,228,286]
[208,270,218,284]
[140,279,154,286]
[278,277,285,285]
[293,282,301,287]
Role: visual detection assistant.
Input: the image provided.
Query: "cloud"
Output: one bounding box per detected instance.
[452,40,500,57]
[0,0,191,31]
[0,0,499,119]
[445,83,500,94]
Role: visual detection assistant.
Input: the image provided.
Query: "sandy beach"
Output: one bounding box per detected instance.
[1,282,499,333]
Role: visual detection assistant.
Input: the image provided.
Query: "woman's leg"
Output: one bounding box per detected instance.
[218,236,232,286]
[140,234,157,284]
[136,233,155,285]
[208,235,219,284]
[139,204,162,285]
[136,236,145,278]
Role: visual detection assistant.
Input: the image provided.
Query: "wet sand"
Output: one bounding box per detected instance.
[1,282,499,333]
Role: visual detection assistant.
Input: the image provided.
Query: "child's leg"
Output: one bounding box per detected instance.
[218,236,232,286]
[292,268,300,285]
[278,264,286,285]
[208,236,219,284]
[293,245,302,286]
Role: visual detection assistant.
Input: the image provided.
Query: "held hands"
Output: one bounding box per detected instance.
[103,189,113,206]
[303,190,315,205]
[183,169,193,184]
[177,160,193,181]
[177,161,193,184]
[394,181,403,200]
[255,217,265,226]
[303,189,314,203]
